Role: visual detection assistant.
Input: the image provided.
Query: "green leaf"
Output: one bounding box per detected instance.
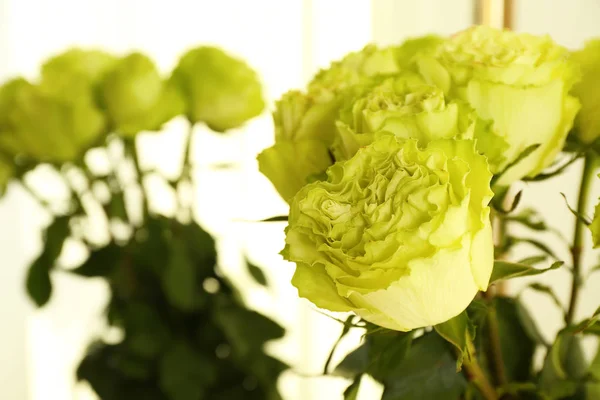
[493,189,522,214]
[159,341,217,400]
[246,259,268,286]
[434,311,470,371]
[26,257,52,307]
[523,152,581,182]
[214,298,285,360]
[511,237,560,260]
[586,264,600,280]
[70,244,122,277]
[490,260,563,284]
[380,333,467,400]
[539,332,587,399]
[367,330,414,381]
[515,301,549,347]
[570,306,600,334]
[467,299,489,326]
[491,143,541,186]
[333,343,369,379]
[589,344,600,381]
[490,297,537,383]
[182,222,217,269]
[518,255,548,266]
[108,191,128,222]
[25,216,71,306]
[561,192,592,225]
[162,238,203,311]
[344,375,362,400]
[505,208,548,231]
[245,354,288,400]
[333,328,413,382]
[522,283,566,319]
[259,215,288,222]
[497,382,538,397]
[123,302,171,358]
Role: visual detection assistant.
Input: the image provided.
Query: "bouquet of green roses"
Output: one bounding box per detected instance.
[0,46,286,399]
[259,26,600,400]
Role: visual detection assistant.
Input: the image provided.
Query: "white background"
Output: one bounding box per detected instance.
[0,1,599,399]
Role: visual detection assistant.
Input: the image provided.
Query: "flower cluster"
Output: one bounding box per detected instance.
[0,46,264,192]
[259,26,581,330]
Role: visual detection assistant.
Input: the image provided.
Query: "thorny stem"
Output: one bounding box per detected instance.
[463,334,499,400]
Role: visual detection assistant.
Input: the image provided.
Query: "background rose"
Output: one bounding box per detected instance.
[0,77,106,162]
[100,52,184,136]
[171,46,265,131]
[571,39,600,144]
[417,26,580,185]
[283,134,493,331]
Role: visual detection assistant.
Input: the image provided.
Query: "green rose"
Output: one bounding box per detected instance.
[171,46,264,131]
[100,53,184,136]
[571,39,600,144]
[40,49,117,96]
[331,73,493,162]
[283,134,493,331]
[0,78,106,162]
[259,46,400,202]
[0,157,13,196]
[392,34,444,69]
[257,91,338,202]
[417,26,580,184]
[308,44,399,95]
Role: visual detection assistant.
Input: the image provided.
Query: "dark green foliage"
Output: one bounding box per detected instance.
[246,258,268,286]
[334,326,466,400]
[486,297,536,383]
[75,216,286,400]
[490,260,563,284]
[26,216,70,306]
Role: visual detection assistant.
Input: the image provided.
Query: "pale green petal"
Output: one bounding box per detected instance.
[350,235,479,331]
[393,35,445,70]
[466,79,579,184]
[257,140,331,202]
[291,262,354,312]
[273,90,341,144]
[469,214,494,290]
[416,56,451,94]
[309,44,399,94]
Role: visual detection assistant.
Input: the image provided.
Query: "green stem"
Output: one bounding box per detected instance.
[484,302,507,387]
[125,138,149,218]
[177,123,196,218]
[464,335,498,400]
[485,208,509,389]
[566,152,597,325]
[20,179,55,214]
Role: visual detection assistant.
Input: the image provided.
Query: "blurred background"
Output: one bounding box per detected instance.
[1,0,600,399]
